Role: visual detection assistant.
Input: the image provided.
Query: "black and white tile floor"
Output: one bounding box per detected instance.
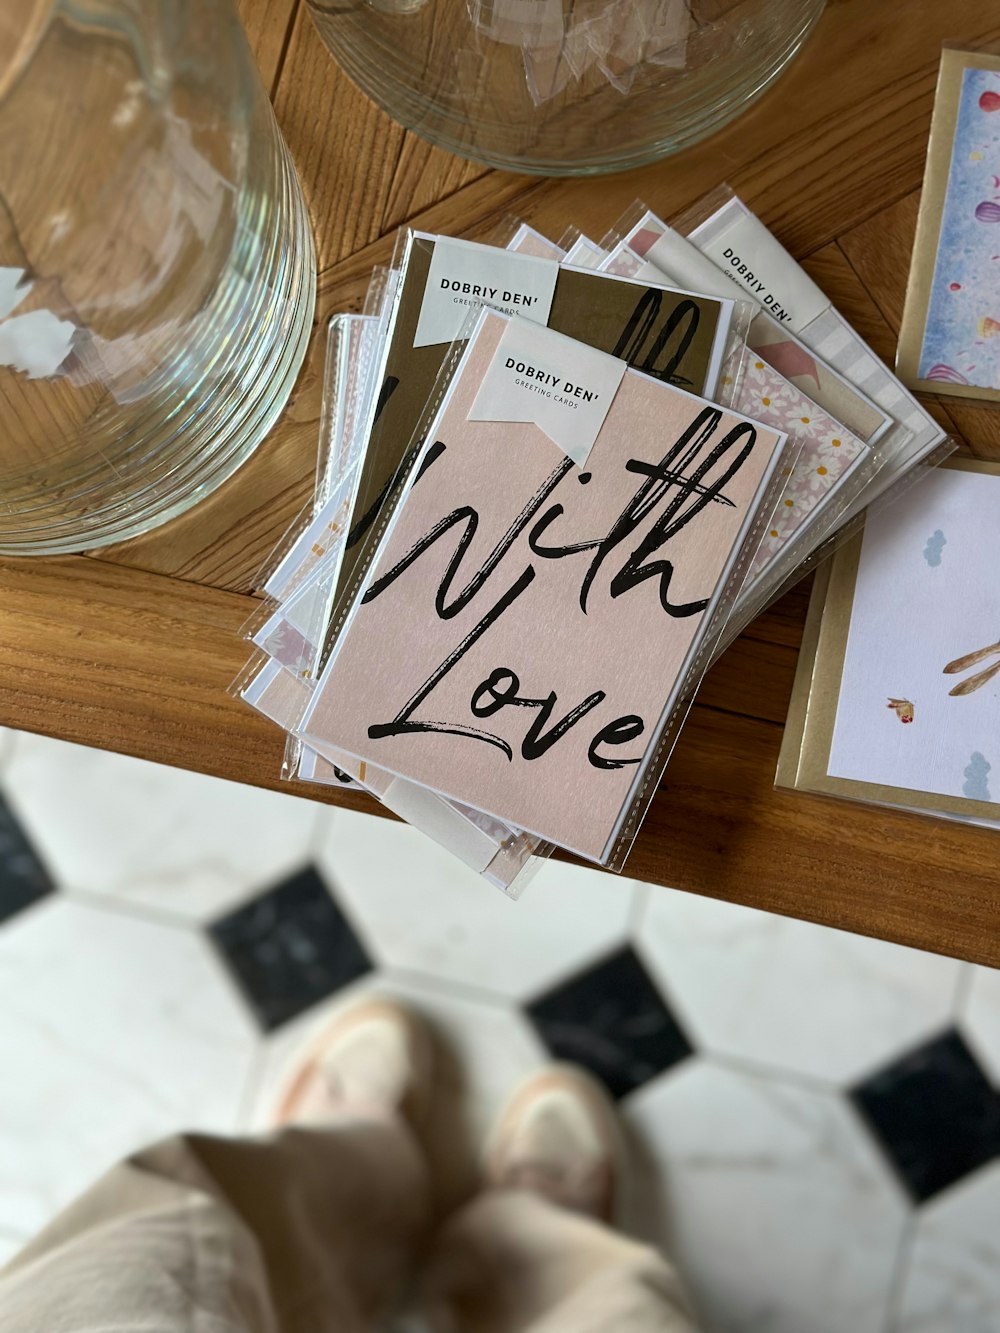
[1,727,999,1331]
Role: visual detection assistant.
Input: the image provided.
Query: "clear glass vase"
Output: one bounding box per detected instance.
[306,0,826,175]
[0,0,316,554]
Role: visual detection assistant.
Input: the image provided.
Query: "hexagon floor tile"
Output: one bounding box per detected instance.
[1,730,327,923]
[625,1061,909,1333]
[0,895,257,1239]
[964,965,1000,1084]
[316,805,637,998]
[894,1160,1000,1332]
[638,887,961,1085]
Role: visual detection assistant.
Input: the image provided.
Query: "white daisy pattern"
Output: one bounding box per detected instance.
[731,356,868,580]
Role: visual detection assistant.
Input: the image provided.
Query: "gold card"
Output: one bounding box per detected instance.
[897,47,1000,403]
[779,457,1000,824]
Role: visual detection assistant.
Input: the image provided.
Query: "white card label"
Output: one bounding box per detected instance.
[689,201,829,333]
[413,236,559,349]
[468,315,627,467]
[643,228,740,305]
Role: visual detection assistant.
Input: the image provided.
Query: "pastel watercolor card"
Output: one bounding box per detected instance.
[898,48,1000,401]
[779,458,1000,825]
[300,310,786,864]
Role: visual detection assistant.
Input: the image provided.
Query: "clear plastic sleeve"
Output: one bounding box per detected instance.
[600,198,955,642]
[602,200,893,445]
[557,228,607,268]
[671,187,948,483]
[737,433,959,640]
[241,255,398,663]
[293,303,795,877]
[289,228,752,695]
[242,311,384,676]
[236,226,788,888]
[237,653,541,896]
[284,299,551,893]
[505,219,567,260]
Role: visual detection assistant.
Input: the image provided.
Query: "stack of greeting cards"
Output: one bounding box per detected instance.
[236,188,951,894]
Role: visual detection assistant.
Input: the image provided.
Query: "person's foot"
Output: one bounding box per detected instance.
[272,997,433,1131]
[483,1065,623,1222]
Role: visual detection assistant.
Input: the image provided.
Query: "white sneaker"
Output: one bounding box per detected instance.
[484,1065,624,1222]
[273,998,433,1130]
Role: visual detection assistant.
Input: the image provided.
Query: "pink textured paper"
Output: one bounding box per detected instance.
[304,313,783,861]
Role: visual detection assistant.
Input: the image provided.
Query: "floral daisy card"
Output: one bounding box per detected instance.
[898,48,1000,401]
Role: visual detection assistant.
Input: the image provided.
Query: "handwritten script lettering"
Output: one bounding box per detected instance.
[361,405,756,769]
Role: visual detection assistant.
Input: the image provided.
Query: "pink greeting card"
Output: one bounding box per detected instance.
[300,311,785,863]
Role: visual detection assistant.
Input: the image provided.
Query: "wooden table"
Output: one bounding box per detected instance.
[6,0,1000,965]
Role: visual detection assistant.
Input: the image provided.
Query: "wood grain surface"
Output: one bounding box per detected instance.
[5,0,1000,964]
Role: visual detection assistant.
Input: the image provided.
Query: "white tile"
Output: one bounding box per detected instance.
[0,898,257,1239]
[961,966,1000,1083]
[0,1231,23,1269]
[638,889,960,1084]
[316,807,635,998]
[895,1162,1000,1332]
[249,973,546,1218]
[625,1062,908,1333]
[2,730,325,922]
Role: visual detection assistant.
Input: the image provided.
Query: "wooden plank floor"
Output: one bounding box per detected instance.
[4,0,1000,965]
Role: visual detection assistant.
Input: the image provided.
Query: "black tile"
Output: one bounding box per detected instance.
[850,1028,1000,1204]
[209,867,372,1032]
[526,945,693,1099]
[0,794,55,925]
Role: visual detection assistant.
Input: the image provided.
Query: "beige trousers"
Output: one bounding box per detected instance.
[0,1118,698,1333]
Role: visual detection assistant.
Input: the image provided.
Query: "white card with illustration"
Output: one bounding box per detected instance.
[790,458,1000,824]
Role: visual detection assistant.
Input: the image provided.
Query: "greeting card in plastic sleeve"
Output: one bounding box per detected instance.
[298,309,788,868]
